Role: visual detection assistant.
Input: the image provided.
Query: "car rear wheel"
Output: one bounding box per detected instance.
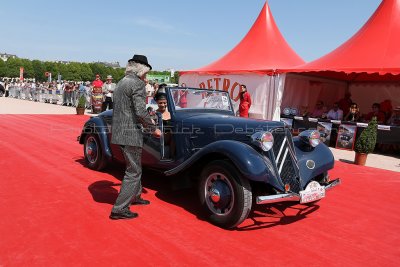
[84,134,107,170]
[199,160,252,229]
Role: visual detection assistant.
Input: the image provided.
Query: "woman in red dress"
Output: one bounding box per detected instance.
[239,84,252,117]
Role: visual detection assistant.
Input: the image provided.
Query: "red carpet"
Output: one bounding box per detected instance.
[0,114,399,266]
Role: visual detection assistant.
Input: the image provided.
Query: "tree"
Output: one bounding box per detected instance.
[0,60,6,77]
[5,58,23,77]
[42,61,58,82]
[355,117,378,154]
[31,60,46,82]
[80,63,94,82]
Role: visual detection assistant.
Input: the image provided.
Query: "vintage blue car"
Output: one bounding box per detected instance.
[78,87,340,228]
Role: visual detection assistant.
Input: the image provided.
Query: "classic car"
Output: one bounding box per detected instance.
[78,87,341,228]
[339,132,353,147]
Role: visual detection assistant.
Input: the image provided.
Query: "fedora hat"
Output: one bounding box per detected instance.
[128,54,152,70]
[106,75,113,80]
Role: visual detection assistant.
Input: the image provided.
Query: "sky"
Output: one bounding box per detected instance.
[1,0,382,71]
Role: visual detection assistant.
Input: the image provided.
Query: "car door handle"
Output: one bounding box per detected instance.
[190,136,198,139]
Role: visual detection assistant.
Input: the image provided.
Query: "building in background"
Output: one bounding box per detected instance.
[0,53,17,61]
[95,61,120,68]
[146,74,171,83]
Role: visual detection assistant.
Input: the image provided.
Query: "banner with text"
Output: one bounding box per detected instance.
[179,73,285,121]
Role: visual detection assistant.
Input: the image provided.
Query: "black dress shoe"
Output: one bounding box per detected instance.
[132,197,150,205]
[109,210,138,220]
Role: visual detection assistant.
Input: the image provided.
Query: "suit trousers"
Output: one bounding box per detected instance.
[111,145,143,213]
[102,97,113,111]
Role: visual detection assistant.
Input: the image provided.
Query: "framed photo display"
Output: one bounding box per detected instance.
[336,124,357,151]
[317,121,332,146]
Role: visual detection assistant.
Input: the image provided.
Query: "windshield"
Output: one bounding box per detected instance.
[170,88,232,112]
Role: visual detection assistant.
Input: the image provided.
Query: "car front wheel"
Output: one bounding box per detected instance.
[84,134,107,171]
[199,160,252,229]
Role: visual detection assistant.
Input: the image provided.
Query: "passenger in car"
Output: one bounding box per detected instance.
[154,92,171,122]
[154,92,174,158]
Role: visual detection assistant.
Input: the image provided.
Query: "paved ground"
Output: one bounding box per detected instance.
[0,96,93,115]
[1,96,399,172]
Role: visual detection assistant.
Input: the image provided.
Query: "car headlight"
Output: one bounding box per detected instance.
[251,131,274,152]
[299,130,321,147]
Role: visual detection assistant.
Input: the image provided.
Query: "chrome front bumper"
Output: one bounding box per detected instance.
[256,178,341,204]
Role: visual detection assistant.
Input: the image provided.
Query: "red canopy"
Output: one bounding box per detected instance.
[283,0,400,81]
[180,1,304,75]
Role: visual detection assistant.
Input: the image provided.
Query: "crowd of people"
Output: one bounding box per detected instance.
[0,75,117,113]
[301,93,400,126]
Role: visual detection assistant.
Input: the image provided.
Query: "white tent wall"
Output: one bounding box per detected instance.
[349,82,400,116]
[281,74,347,115]
[179,73,285,121]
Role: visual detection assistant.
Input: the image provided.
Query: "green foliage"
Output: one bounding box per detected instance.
[355,117,378,154]
[0,60,6,77]
[4,58,23,77]
[77,95,86,108]
[172,71,179,84]
[1,58,170,83]
[31,60,46,81]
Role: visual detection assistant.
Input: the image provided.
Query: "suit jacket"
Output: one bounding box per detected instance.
[111,74,155,147]
[102,82,116,101]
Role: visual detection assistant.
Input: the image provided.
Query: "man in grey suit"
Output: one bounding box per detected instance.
[110,54,161,220]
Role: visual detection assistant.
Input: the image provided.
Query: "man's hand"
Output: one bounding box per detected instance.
[152,128,162,138]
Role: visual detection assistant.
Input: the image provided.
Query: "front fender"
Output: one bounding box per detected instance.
[164,140,282,189]
[294,138,335,187]
[80,117,112,161]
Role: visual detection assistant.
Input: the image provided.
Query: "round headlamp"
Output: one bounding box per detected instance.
[299,130,321,148]
[251,131,274,152]
[309,130,321,147]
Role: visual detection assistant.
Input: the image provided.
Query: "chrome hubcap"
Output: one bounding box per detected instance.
[86,136,98,163]
[210,187,221,203]
[204,172,234,216]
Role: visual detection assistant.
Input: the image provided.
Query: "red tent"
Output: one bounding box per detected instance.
[180,1,304,75]
[283,0,400,81]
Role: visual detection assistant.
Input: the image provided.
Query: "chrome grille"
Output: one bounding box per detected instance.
[271,128,301,193]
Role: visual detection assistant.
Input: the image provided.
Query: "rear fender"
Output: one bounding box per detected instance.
[80,117,112,161]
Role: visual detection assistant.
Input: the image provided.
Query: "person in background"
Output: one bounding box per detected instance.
[5,81,10,97]
[64,82,72,106]
[84,81,92,109]
[239,84,251,117]
[327,102,343,120]
[153,82,159,95]
[364,103,386,124]
[387,106,400,126]
[92,74,103,88]
[110,54,161,220]
[309,100,325,118]
[0,81,5,97]
[299,105,309,117]
[380,99,393,124]
[344,103,361,122]
[338,92,353,114]
[177,83,188,108]
[101,75,116,111]
[144,78,154,97]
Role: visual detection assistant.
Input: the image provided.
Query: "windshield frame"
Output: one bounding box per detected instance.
[166,87,235,115]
